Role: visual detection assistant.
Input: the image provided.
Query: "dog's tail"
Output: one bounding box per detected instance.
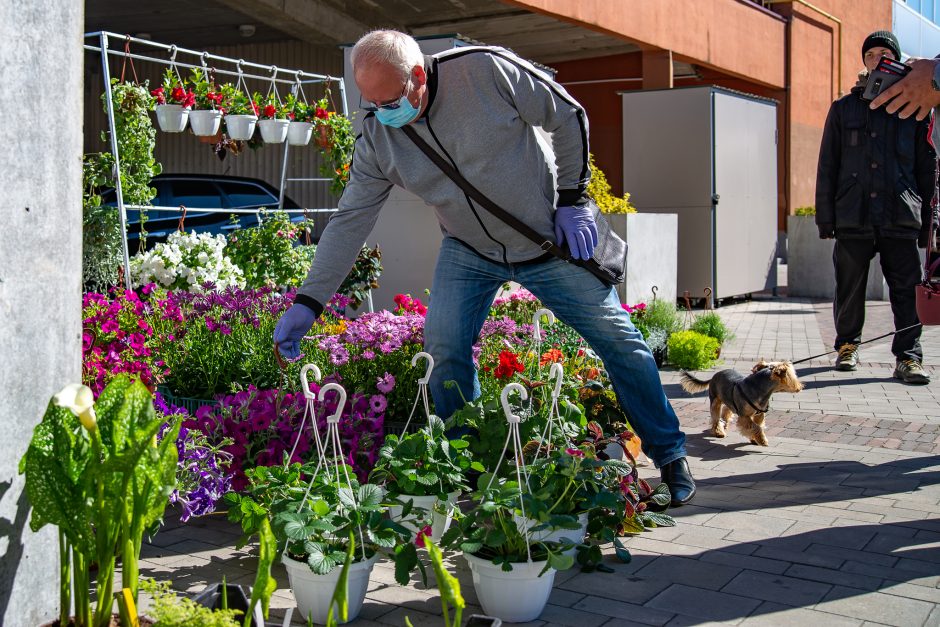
[679,371,712,394]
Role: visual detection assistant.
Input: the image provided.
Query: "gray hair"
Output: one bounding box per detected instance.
[350,30,423,81]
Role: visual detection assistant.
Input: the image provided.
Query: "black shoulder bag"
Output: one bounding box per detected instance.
[401,125,627,287]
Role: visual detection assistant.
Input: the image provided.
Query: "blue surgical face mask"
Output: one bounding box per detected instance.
[375,93,421,128]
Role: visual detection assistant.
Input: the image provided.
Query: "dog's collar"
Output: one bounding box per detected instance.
[733,381,769,414]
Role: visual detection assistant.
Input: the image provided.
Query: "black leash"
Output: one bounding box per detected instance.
[790,322,923,366]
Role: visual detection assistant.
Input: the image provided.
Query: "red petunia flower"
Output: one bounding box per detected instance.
[315,107,329,119]
[263,104,277,118]
[415,524,432,548]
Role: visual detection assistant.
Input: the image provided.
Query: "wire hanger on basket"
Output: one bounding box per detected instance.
[531,307,555,365]
[400,351,434,435]
[286,363,325,464]
[532,362,566,464]
[484,382,535,563]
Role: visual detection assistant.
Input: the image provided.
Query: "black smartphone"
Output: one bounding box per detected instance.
[862,56,911,101]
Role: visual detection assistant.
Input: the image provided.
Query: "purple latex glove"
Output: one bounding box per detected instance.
[554,205,598,260]
[273,303,317,359]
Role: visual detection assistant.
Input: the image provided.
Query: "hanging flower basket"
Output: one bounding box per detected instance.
[189,109,222,136]
[283,553,377,624]
[155,104,189,132]
[464,553,556,623]
[287,121,314,146]
[258,118,290,143]
[225,114,258,141]
[388,490,460,542]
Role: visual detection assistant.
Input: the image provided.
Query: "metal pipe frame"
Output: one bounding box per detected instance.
[87,30,349,289]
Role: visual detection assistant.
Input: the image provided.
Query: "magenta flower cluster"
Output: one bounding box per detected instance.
[188,376,393,490]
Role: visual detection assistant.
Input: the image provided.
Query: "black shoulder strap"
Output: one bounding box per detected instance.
[400,124,572,262]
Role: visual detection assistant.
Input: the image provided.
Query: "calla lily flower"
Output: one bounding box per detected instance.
[54,383,97,431]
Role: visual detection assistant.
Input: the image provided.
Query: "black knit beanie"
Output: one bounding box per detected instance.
[862,30,901,61]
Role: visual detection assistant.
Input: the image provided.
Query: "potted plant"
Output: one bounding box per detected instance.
[222,83,259,141]
[151,68,194,132]
[226,462,422,625]
[22,377,181,627]
[690,311,734,358]
[255,92,291,144]
[310,94,356,194]
[516,443,629,554]
[285,93,314,146]
[370,415,481,541]
[188,68,225,138]
[440,474,575,623]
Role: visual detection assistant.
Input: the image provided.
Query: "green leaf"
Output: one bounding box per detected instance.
[313,499,330,517]
[459,541,483,554]
[307,544,339,576]
[643,512,676,528]
[357,484,384,509]
[414,471,439,486]
[613,538,632,563]
[547,552,575,571]
[394,542,418,586]
[245,517,277,626]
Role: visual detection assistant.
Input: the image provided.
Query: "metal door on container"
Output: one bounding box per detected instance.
[712,91,778,300]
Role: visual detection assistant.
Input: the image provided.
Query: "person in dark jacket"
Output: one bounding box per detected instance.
[815,31,936,384]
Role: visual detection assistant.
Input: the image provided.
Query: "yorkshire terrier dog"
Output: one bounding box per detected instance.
[679,360,804,446]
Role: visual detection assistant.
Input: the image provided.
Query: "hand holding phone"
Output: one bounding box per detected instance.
[862,57,912,102]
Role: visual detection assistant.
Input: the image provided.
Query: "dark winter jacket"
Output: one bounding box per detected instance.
[815,85,936,239]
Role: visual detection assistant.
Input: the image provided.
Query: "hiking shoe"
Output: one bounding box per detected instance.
[894,359,931,385]
[835,344,859,371]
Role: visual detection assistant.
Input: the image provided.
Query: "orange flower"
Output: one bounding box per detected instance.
[539,348,564,366]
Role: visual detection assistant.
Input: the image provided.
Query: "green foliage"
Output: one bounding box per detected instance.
[224,461,421,586]
[794,206,816,216]
[639,300,684,338]
[439,473,575,573]
[666,330,720,370]
[370,416,481,497]
[19,376,180,627]
[315,104,356,195]
[102,79,160,250]
[225,210,317,288]
[425,539,465,627]
[340,245,383,309]
[139,578,241,627]
[690,312,734,346]
[587,153,636,214]
[245,517,277,627]
[82,153,123,292]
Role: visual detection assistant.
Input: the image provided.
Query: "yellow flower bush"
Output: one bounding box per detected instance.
[587,153,636,215]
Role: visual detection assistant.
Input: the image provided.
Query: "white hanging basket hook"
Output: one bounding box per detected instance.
[411,351,435,385]
[549,362,564,400]
[318,382,347,424]
[500,382,528,424]
[300,364,322,400]
[532,308,555,339]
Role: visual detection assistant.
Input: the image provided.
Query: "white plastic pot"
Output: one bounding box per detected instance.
[464,553,556,623]
[225,114,257,140]
[258,118,291,143]
[513,512,588,555]
[287,121,314,146]
[388,490,459,542]
[189,109,222,136]
[154,104,189,133]
[282,553,377,624]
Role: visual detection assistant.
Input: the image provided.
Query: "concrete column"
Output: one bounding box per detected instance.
[642,49,674,90]
[0,1,84,624]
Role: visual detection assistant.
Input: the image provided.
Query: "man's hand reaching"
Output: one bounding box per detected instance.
[869,57,940,121]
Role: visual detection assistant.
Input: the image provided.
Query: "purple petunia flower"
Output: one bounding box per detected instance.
[376,373,395,394]
[369,394,387,413]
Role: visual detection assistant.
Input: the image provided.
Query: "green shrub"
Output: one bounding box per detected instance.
[643,300,684,337]
[225,210,316,289]
[140,578,241,626]
[690,312,734,346]
[667,330,719,370]
[794,206,816,216]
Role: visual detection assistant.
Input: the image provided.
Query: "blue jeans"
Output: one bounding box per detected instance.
[424,237,687,468]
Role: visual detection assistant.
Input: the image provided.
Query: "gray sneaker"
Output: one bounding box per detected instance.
[835,344,859,371]
[894,360,931,385]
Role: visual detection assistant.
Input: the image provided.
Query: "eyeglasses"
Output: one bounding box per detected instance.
[359,80,410,112]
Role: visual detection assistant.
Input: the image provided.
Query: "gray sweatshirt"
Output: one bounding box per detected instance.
[296,46,590,314]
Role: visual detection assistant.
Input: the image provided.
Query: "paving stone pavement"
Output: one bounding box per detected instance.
[124,295,940,626]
